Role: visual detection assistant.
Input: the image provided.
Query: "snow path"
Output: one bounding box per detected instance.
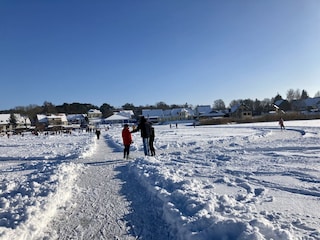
[44,133,172,240]
[1,121,320,239]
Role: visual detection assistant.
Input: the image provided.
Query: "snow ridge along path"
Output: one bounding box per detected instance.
[44,133,171,240]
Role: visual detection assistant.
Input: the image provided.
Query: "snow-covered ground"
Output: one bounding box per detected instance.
[0,120,319,239]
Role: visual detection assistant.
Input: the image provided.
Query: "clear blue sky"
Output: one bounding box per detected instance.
[1,0,319,110]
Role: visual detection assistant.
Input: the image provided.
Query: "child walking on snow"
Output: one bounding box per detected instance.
[149,123,155,156]
[122,124,133,159]
[279,118,285,130]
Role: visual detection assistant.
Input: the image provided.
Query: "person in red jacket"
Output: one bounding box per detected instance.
[122,124,132,159]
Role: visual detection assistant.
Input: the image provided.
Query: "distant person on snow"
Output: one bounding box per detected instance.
[122,124,132,159]
[131,116,151,156]
[149,122,155,156]
[279,118,285,130]
[95,129,101,139]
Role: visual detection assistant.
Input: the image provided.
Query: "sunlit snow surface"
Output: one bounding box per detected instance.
[0,131,95,239]
[0,120,319,239]
[110,120,320,239]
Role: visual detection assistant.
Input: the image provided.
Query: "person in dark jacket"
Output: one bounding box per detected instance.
[95,129,101,140]
[131,116,150,156]
[122,124,132,159]
[149,123,155,156]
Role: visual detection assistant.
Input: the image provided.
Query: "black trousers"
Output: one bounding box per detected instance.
[124,145,130,158]
[149,140,155,156]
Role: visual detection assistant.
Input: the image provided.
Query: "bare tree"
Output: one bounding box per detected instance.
[229,99,241,108]
[261,98,272,113]
[213,99,226,110]
[156,101,170,109]
[286,89,295,102]
[294,89,301,100]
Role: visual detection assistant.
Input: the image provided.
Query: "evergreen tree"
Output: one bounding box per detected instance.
[273,93,283,102]
[9,113,17,129]
[253,99,263,115]
[100,103,114,118]
[300,89,309,99]
[155,101,170,109]
[122,103,136,110]
[42,101,57,114]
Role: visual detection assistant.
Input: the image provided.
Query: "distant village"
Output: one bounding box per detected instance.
[1,97,320,135]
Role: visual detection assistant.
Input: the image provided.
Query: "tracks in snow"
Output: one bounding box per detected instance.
[45,134,172,240]
[45,135,136,240]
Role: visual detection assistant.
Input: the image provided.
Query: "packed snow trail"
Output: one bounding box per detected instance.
[44,133,172,240]
[1,121,319,239]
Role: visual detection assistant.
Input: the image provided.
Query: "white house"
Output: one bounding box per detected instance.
[194,105,225,118]
[0,114,11,132]
[116,110,135,119]
[87,109,102,119]
[195,105,212,117]
[0,114,31,132]
[142,108,194,123]
[142,109,164,123]
[67,114,87,124]
[36,113,68,130]
[229,104,252,119]
[104,112,135,124]
[170,108,194,119]
[295,97,320,112]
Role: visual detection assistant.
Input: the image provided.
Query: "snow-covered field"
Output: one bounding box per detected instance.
[0,120,319,239]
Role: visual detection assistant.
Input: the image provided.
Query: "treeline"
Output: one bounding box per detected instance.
[0,101,191,123]
[213,89,320,115]
[1,102,113,123]
[1,88,319,122]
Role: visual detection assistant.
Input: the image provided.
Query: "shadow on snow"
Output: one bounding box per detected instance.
[103,134,174,239]
[115,164,174,240]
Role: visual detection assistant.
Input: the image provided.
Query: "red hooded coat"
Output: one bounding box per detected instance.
[122,127,132,145]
